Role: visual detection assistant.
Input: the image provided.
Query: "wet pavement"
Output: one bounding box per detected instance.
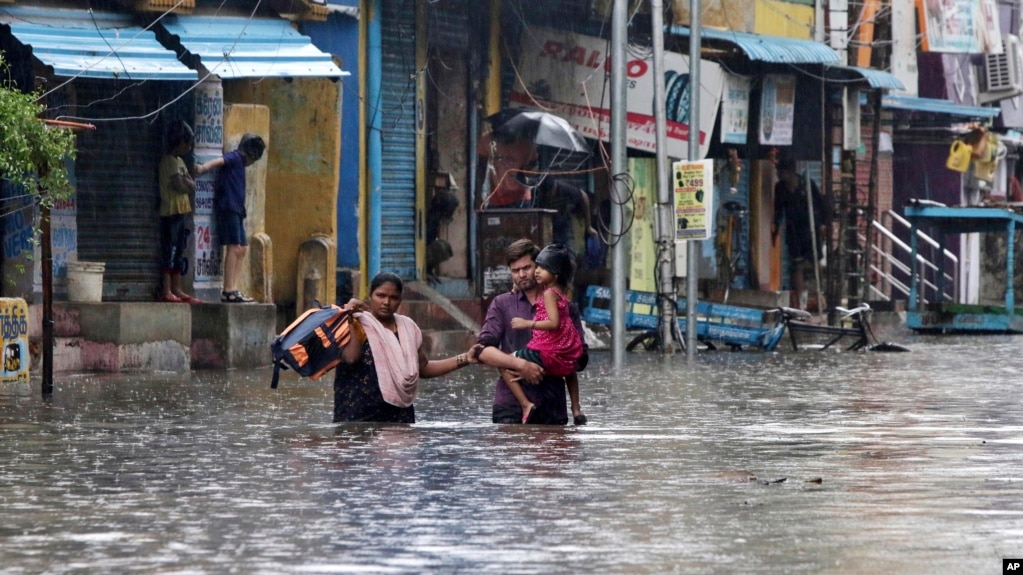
[1,331,1021,574]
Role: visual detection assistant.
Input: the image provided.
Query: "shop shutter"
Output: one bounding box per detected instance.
[379,0,418,278]
[428,0,470,51]
[74,80,164,301]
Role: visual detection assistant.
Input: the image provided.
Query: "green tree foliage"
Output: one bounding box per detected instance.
[0,54,76,208]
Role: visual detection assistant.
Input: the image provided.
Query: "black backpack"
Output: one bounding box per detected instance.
[270,303,352,389]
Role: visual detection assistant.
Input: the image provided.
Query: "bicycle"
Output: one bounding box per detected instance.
[715,200,747,304]
[777,303,910,352]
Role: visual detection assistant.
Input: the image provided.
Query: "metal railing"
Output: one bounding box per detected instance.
[868,210,957,304]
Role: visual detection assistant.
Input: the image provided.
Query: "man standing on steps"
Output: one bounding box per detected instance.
[772,158,828,310]
[476,238,588,425]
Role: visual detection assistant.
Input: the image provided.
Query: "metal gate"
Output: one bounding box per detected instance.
[379,0,418,278]
[74,80,164,301]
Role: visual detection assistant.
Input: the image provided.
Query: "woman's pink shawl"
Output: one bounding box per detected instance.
[354,311,423,407]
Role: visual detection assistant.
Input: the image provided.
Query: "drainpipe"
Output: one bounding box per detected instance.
[470,0,503,285]
[367,0,383,280]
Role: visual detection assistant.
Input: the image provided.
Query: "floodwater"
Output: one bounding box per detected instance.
[1,331,1021,574]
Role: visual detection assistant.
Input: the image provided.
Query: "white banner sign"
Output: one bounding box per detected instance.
[509,27,725,160]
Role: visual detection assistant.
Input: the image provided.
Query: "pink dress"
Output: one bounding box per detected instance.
[527,287,583,377]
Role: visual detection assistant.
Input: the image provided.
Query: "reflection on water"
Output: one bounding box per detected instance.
[1,334,1021,574]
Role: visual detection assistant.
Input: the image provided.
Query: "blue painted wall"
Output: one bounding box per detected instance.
[303,4,362,268]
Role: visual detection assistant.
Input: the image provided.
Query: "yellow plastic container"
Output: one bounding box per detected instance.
[973,135,1004,183]
[946,140,972,173]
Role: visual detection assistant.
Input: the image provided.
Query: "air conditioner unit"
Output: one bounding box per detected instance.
[978,35,1023,104]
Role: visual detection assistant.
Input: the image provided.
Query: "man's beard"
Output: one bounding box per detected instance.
[515,277,537,292]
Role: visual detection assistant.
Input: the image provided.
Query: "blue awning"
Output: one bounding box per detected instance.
[669,26,840,64]
[160,15,347,79]
[826,65,905,91]
[0,5,195,80]
[882,95,999,119]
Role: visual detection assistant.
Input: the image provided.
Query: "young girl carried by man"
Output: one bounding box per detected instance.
[502,243,587,425]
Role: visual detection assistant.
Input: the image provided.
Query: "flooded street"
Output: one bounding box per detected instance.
[1,332,1021,574]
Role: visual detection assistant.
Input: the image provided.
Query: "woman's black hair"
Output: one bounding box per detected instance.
[370,272,403,294]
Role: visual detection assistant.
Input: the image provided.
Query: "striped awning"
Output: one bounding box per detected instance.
[159,15,347,79]
[670,26,840,64]
[0,5,195,80]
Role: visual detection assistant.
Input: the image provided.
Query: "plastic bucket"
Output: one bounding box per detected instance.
[66,261,105,302]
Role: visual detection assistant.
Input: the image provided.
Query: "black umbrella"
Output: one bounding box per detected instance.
[487,109,590,154]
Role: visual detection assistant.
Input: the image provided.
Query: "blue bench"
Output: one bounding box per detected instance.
[582,285,785,351]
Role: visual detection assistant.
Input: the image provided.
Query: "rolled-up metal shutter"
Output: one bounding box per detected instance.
[380,0,418,278]
[74,80,165,301]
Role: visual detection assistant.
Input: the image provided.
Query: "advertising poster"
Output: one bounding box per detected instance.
[34,195,78,298]
[721,74,751,144]
[192,80,224,290]
[759,74,796,146]
[673,159,714,240]
[508,27,725,159]
[916,0,1001,54]
[0,298,30,385]
[628,158,657,294]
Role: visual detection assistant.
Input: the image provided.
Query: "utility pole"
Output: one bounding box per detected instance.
[685,0,702,360]
[651,0,675,353]
[610,0,628,368]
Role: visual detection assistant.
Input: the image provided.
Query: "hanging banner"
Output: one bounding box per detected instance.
[508,27,725,160]
[673,159,714,240]
[721,74,751,144]
[759,74,796,146]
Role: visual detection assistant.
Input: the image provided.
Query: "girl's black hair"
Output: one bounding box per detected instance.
[370,272,404,294]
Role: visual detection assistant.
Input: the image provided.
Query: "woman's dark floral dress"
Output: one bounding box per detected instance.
[333,326,415,423]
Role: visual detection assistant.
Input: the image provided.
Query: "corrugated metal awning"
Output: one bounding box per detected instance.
[882,95,999,119]
[160,15,347,79]
[669,26,840,64]
[825,65,905,91]
[0,5,195,80]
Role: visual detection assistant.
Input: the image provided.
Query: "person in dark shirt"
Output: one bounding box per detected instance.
[532,178,597,260]
[476,238,589,425]
[196,133,265,303]
[771,158,827,309]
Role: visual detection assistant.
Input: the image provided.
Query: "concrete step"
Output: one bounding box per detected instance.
[400,281,484,357]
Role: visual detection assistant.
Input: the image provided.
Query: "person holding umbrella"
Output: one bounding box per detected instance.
[477,109,589,209]
[477,126,538,208]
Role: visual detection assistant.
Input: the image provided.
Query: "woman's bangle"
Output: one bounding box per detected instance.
[456,353,467,368]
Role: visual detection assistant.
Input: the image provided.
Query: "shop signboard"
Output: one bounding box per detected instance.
[0,298,30,387]
[508,27,725,160]
[673,159,714,241]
